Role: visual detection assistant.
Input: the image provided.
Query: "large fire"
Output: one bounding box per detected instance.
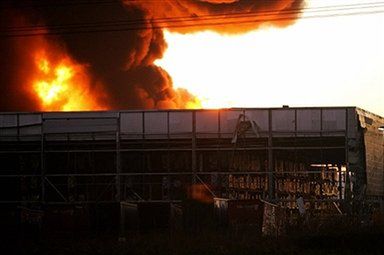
[154,0,384,111]
[31,49,107,111]
[3,0,382,114]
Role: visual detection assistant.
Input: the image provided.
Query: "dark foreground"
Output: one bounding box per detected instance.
[2,228,383,255]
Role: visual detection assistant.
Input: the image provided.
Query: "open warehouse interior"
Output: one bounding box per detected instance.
[0,107,383,233]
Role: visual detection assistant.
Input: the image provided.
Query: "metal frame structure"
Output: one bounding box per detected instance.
[0,107,383,215]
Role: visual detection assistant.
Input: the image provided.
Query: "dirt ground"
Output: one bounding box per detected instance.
[2,228,383,255]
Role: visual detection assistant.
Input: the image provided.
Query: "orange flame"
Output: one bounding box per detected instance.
[31,47,107,111]
[188,184,214,203]
[30,46,200,111]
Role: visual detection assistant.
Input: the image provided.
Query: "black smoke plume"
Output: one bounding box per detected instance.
[0,0,304,111]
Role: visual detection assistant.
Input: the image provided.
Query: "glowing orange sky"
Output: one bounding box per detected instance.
[156,0,384,115]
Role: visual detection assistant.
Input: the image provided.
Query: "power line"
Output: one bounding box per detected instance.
[4,1,384,32]
[0,0,122,9]
[1,2,384,38]
[2,10,383,38]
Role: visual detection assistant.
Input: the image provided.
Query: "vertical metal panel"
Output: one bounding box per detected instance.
[120,112,143,135]
[43,119,117,134]
[144,112,168,138]
[356,108,384,196]
[322,109,346,131]
[220,110,243,135]
[0,114,17,139]
[296,109,321,132]
[0,114,17,127]
[19,114,42,137]
[244,109,269,132]
[272,109,295,131]
[196,110,219,137]
[19,114,42,126]
[42,111,118,135]
[347,108,358,138]
[169,111,192,137]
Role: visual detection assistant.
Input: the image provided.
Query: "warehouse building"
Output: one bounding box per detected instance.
[0,107,383,231]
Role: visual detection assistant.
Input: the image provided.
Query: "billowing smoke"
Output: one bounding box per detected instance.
[126,0,304,33]
[0,8,41,111]
[0,0,304,111]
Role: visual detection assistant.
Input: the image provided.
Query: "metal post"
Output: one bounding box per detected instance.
[192,111,197,184]
[344,108,350,212]
[119,202,126,241]
[142,111,145,199]
[268,109,274,200]
[294,109,297,137]
[166,111,170,200]
[41,118,45,203]
[320,108,323,137]
[116,113,121,202]
[16,113,19,142]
